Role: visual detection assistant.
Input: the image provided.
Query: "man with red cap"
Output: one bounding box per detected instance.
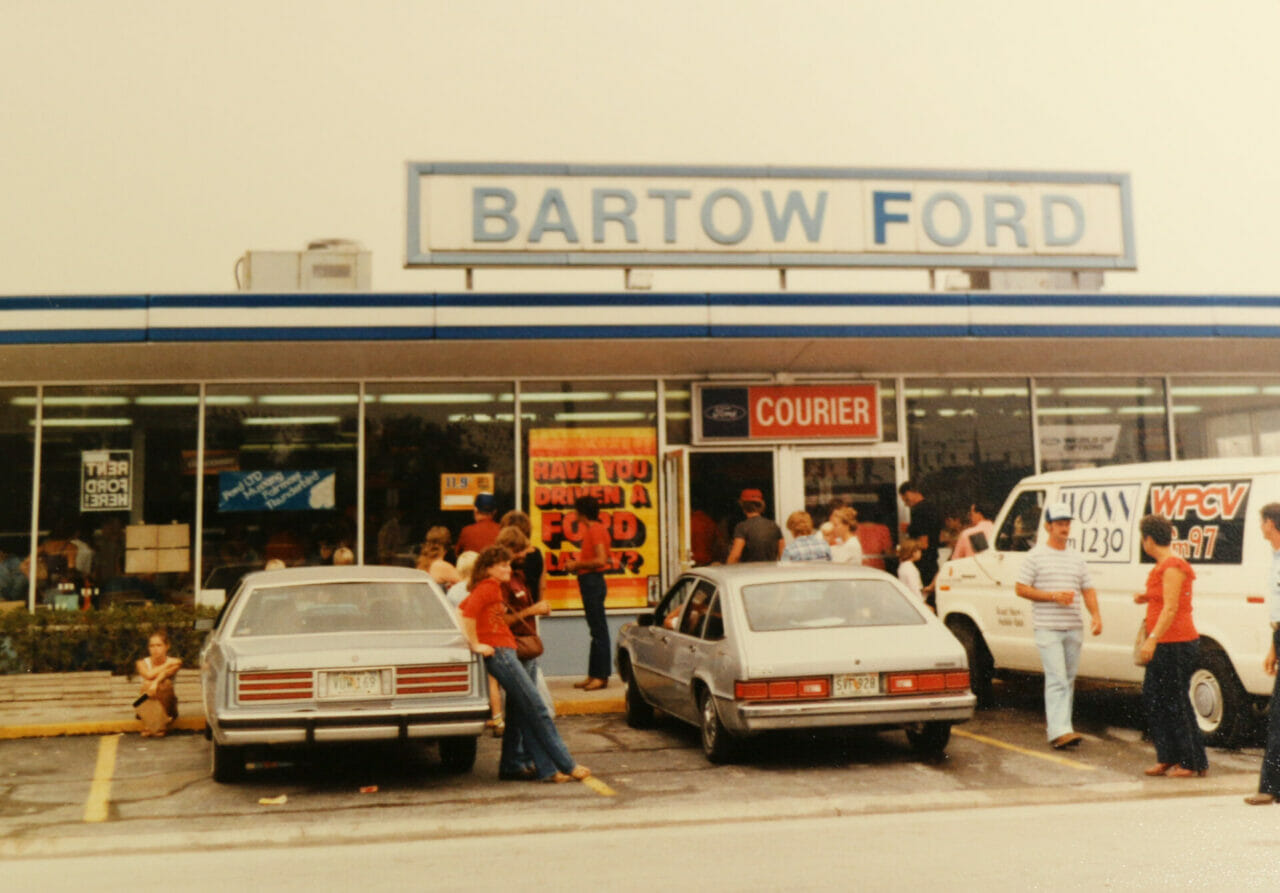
[726,488,784,563]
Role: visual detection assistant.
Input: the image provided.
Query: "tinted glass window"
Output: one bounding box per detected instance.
[678,581,716,637]
[232,581,456,636]
[741,578,925,631]
[995,490,1044,552]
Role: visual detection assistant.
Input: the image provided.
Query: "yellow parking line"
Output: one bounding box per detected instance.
[84,734,121,823]
[953,728,1095,771]
[581,775,616,797]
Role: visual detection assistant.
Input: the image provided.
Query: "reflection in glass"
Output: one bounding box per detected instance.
[1036,377,1168,472]
[1171,377,1280,458]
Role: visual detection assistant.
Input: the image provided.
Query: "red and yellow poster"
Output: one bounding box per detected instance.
[530,427,658,610]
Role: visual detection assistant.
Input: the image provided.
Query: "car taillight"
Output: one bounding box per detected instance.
[886,671,970,694]
[735,677,830,700]
[396,664,471,695]
[238,671,314,701]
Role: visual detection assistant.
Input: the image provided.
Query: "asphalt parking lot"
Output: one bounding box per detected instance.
[0,675,1268,860]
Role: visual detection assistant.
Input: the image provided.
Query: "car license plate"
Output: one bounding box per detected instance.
[325,670,382,698]
[832,673,880,698]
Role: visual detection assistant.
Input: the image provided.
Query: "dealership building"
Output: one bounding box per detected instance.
[6,163,1280,673]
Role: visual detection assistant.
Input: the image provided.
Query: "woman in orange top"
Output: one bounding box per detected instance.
[460,545,589,784]
[1134,514,1208,778]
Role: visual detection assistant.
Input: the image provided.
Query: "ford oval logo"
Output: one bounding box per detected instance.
[705,403,747,422]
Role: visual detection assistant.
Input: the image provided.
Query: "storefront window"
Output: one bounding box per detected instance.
[663,380,692,446]
[36,385,198,607]
[1170,377,1280,458]
[905,378,1033,522]
[521,380,659,610]
[202,384,358,588]
[1035,377,1169,472]
[0,390,35,605]
[364,381,515,564]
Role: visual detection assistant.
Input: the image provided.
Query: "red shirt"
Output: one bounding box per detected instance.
[576,520,612,575]
[1144,555,1198,642]
[456,519,500,555]
[459,578,516,650]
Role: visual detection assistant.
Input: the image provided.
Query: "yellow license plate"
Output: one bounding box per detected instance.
[832,673,879,698]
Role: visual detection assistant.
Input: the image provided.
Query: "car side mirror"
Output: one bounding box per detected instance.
[970,531,989,554]
[637,613,656,627]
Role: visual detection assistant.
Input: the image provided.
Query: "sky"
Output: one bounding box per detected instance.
[3,0,1279,296]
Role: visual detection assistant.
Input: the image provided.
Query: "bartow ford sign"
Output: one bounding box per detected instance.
[406,163,1134,269]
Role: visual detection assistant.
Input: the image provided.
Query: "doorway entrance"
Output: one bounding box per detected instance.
[686,450,776,567]
[777,446,904,570]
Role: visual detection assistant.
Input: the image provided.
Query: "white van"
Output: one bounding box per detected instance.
[935,457,1278,746]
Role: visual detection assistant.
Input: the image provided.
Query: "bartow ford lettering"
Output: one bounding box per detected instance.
[409,164,1134,269]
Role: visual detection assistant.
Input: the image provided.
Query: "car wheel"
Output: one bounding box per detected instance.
[699,689,737,764]
[210,740,245,783]
[905,721,952,756]
[947,619,994,707]
[1190,644,1250,747]
[625,676,655,729]
[438,736,478,774]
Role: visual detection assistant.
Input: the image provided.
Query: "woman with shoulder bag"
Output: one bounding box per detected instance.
[460,544,587,784]
[1134,514,1208,778]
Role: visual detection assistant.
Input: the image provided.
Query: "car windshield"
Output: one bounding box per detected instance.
[231,581,457,637]
[741,578,926,631]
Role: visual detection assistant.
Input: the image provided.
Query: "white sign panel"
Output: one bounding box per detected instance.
[1058,483,1142,563]
[81,449,132,512]
[406,163,1134,269]
[1039,424,1122,463]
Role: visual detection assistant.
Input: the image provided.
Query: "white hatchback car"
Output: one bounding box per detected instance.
[616,563,975,762]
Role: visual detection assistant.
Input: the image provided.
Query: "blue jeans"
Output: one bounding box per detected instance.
[579,572,611,680]
[1142,638,1207,772]
[1260,629,1280,796]
[484,647,576,780]
[1034,626,1083,741]
[503,656,540,773]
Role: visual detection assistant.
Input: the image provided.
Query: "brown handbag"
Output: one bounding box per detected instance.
[515,633,544,660]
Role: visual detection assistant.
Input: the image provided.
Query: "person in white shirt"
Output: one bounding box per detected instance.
[950,502,996,561]
[1015,501,1103,750]
[827,507,863,565]
[896,540,925,602]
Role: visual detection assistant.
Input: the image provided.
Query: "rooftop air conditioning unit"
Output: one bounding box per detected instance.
[237,239,371,291]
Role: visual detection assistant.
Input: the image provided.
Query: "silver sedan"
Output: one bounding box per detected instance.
[200,565,490,782]
[616,563,976,762]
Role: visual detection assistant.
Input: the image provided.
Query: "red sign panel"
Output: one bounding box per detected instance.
[748,384,879,440]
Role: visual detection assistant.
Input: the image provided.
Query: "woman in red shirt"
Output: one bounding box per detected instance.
[1134,514,1208,778]
[460,545,589,784]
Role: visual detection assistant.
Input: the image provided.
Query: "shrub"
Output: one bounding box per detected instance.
[0,604,217,675]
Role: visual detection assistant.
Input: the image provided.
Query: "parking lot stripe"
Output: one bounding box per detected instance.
[953,728,1096,771]
[582,775,617,797]
[84,734,120,823]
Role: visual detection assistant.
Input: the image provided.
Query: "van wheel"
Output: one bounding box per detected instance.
[947,619,994,707]
[1190,645,1249,747]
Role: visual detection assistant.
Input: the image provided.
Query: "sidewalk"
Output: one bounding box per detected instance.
[0,671,623,740]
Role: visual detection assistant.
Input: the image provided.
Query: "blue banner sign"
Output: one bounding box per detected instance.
[218,469,336,513]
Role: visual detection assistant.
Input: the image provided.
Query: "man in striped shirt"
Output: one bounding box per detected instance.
[1015,501,1103,749]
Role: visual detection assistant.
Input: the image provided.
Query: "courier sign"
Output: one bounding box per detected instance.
[406,163,1134,269]
[695,383,880,444]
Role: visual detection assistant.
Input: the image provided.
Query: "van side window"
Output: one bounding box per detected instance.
[996,491,1044,552]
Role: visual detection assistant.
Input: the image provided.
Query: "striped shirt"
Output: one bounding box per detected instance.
[1017,544,1094,630]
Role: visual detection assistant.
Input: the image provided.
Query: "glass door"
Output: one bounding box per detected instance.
[778,445,904,570]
